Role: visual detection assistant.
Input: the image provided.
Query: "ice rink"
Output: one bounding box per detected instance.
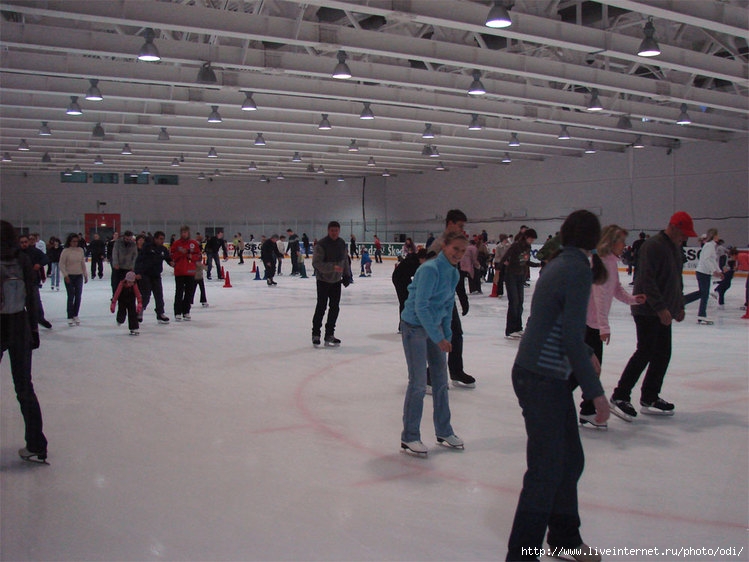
[1,258,747,562]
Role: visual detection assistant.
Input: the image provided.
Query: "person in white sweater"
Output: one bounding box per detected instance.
[59,233,88,325]
[684,228,723,324]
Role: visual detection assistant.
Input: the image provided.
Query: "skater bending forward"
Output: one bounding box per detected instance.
[400,231,468,456]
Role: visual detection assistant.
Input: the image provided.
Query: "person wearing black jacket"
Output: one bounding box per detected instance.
[286,229,301,275]
[204,231,228,280]
[134,231,173,324]
[19,233,51,329]
[1,220,48,463]
[88,233,106,279]
[260,234,283,286]
[503,229,538,339]
[392,248,428,329]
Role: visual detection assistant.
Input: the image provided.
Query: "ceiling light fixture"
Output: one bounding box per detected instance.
[632,135,645,149]
[347,139,360,152]
[337,176,345,182]
[213,169,222,177]
[85,79,103,101]
[485,1,512,29]
[468,114,482,130]
[558,125,571,140]
[502,152,512,163]
[94,155,104,165]
[208,147,218,158]
[422,144,433,157]
[2,152,12,162]
[171,157,180,166]
[509,132,520,147]
[141,167,151,175]
[73,164,82,173]
[617,115,633,129]
[41,152,52,163]
[318,113,332,130]
[422,123,434,139]
[292,152,302,162]
[63,168,73,176]
[91,122,105,139]
[359,102,375,120]
[332,50,352,79]
[259,175,270,182]
[276,172,285,180]
[254,133,266,146]
[158,127,170,141]
[306,163,316,173]
[198,172,206,180]
[38,121,52,136]
[468,70,486,95]
[367,156,376,167]
[317,165,326,174]
[381,169,391,177]
[248,161,258,171]
[17,139,30,151]
[137,28,161,62]
[435,161,447,171]
[429,146,440,158]
[241,92,257,111]
[197,62,217,84]
[676,103,691,125]
[584,141,597,154]
[587,88,603,111]
[207,105,222,123]
[637,17,661,57]
[66,95,83,115]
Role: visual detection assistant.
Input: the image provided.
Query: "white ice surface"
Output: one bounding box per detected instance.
[1,260,747,562]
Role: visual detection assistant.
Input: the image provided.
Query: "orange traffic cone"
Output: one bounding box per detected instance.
[223,271,232,288]
[489,283,499,297]
[251,261,256,273]
[741,310,749,319]
[220,266,225,279]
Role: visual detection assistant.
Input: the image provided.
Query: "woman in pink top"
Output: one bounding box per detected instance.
[579,225,645,429]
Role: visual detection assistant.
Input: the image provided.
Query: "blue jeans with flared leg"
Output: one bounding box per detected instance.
[400,321,454,443]
[507,365,584,561]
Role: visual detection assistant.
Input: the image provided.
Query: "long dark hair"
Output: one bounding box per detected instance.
[560,210,607,284]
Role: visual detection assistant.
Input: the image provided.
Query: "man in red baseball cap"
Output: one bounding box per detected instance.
[609,211,697,421]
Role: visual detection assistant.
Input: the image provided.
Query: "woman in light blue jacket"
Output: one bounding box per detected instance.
[400,231,467,456]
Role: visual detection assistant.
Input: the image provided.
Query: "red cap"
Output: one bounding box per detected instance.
[669,211,697,237]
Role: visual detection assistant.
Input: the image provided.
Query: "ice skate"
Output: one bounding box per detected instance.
[312,335,321,347]
[451,372,476,389]
[401,440,428,456]
[157,314,170,324]
[73,316,81,325]
[174,314,182,322]
[18,448,48,464]
[609,398,636,422]
[640,398,675,416]
[182,313,191,321]
[505,331,523,340]
[129,329,139,336]
[436,434,464,449]
[697,316,714,325]
[68,319,75,327]
[324,335,341,347]
[579,414,608,430]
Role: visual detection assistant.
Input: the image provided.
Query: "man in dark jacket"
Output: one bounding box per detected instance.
[311,221,352,347]
[88,233,106,279]
[260,234,283,286]
[286,229,301,276]
[1,220,47,463]
[204,231,228,280]
[610,212,697,420]
[19,233,51,329]
[134,231,173,324]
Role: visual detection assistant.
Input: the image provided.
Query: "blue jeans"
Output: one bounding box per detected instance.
[400,322,453,442]
[49,262,60,288]
[206,252,222,279]
[507,365,584,561]
[684,271,710,317]
[64,274,84,318]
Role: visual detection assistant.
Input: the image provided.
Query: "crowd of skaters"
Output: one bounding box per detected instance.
[2,210,748,561]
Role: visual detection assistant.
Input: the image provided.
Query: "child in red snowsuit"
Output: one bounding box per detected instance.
[111,271,143,335]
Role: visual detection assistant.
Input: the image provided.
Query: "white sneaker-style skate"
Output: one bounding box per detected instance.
[436,434,464,449]
[401,440,428,456]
